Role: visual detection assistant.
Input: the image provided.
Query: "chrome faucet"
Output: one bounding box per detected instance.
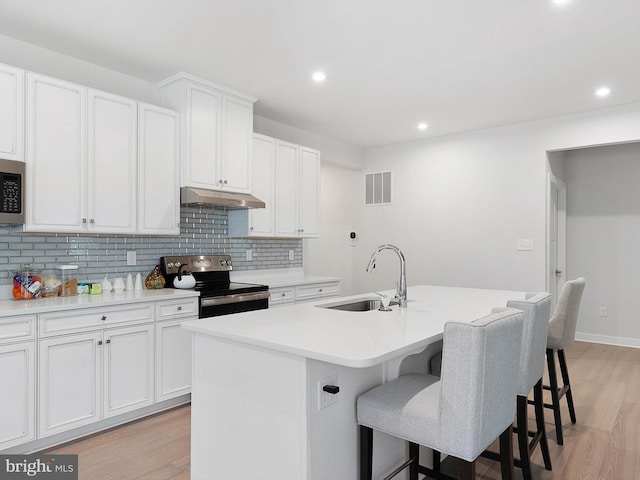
[366,244,407,307]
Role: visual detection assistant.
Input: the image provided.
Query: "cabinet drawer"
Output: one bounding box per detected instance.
[39,303,154,336]
[296,282,340,301]
[269,287,295,306]
[156,298,199,320]
[0,315,35,343]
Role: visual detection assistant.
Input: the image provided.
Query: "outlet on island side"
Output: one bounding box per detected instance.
[600,306,608,317]
[317,374,339,411]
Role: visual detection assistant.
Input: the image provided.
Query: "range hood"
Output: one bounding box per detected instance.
[180,187,265,209]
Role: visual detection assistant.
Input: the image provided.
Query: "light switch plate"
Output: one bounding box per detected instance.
[517,239,534,251]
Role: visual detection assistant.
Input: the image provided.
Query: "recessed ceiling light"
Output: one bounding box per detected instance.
[417,122,428,131]
[312,71,326,83]
[595,86,611,97]
[552,0,571,5]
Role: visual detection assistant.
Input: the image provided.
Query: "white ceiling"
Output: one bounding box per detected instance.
[1,0,639,148]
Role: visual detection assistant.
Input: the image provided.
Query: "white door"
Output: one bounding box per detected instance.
[548,176,567,309]
[248,134,276,236]
[156,319,193,401]
[298,147,320,238]
[220,96,252,192]
[38,331,102,437]
[103,324,154,417]
[138,103,180,235]
[0,63,24,161]
[88,89,137,233]
[26,73,86,232]
[0,342,35,449]
[275,141,299,236]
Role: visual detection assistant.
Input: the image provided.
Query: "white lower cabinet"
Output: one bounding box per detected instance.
[269,281,341,307]
[155,319,193,401]
[155,298,198,402]
[103,324,154,417]
[0,342,35,449]
[38,323,154,438]
[38,331,101,437]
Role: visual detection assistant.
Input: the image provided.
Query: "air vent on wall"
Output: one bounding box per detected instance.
[364,171,392,206]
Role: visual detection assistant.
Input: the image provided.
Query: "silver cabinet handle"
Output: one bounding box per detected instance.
[101,315,107,321]
[97,340,103,346]
[177,306,182,311]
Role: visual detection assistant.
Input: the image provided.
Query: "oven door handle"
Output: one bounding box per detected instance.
[200,291,271,308]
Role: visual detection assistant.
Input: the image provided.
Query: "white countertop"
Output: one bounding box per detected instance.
[182,284,525,368]
[0,288,199,317]
[230,268,340,288]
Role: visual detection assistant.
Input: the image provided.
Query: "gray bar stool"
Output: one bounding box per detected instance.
[482,293,553,479]
[544,277,586,445]
[357,309,524,480]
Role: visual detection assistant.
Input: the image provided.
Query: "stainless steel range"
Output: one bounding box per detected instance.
[160,254,270,318]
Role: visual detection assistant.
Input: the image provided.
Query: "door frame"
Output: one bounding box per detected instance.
[546,171,567,310]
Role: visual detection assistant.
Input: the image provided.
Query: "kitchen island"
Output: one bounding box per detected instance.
[182,285,526,480]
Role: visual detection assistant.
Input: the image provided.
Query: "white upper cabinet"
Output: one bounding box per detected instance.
[275,140,320,238]
[228,134,276,237]
[275,140,300,236]
[298,147,320,237]
[88,89,137,234]
[137,103,180,235]
[26,75,140,234]
[26,73,86,232]
[0,63,24,161]
[229,134,320,238]
[159,74,256,193]
[24,70,179,235]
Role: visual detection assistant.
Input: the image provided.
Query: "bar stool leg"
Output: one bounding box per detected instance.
[359,425,373,480]
[558,349,577,424]
[534,379,553,470]
[499,425,514,480]
[409,442,419,480]
[459,459,476,480]
[516,395,532,480]
[546,348,564,445]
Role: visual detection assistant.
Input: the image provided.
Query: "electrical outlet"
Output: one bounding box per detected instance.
[600,306,608,317]
[126,251,136,266]
[317,374,339,411]
[289,250,295,261]
[246,250,253,261]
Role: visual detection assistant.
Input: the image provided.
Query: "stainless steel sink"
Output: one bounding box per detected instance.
[318,297,396,311]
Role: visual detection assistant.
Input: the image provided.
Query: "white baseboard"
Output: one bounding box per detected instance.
[576,332,640,349]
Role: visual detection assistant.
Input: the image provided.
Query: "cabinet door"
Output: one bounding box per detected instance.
[186,84,219,188]
[103,324,154,417]
[248,134,275,235]
[275,140,299,236]
[38,331,101,437]
[298,147,321,237]
[0,342,35,449]
[138,103,180,235]
[220,96,252,193]
[0,63,24,161]
[156,318,193,402]
[88,89,137,233]
[26,73,86,232]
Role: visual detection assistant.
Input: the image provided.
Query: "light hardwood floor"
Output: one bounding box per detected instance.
[43,341,640,479]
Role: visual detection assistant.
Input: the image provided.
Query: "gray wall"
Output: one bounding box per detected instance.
[0,205,302,286]
[566,142,640,346]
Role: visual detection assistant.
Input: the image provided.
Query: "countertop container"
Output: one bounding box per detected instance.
[57,265,78,296]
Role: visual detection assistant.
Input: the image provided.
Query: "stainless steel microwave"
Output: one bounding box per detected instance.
[0,158,25,225]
